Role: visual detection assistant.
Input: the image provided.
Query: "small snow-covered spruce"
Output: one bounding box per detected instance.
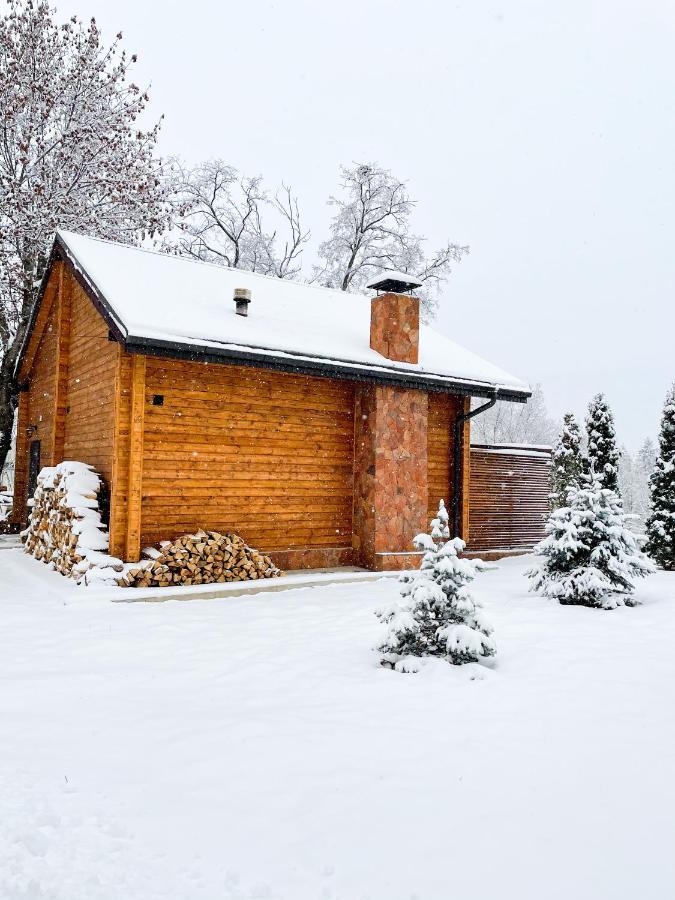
[527,474,654,609]
[585,394,621,493]
[376,500,495,668]
[644,384,675,570]
[550,412,584,509]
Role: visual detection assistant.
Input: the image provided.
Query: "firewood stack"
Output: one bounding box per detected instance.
[118,530,282,588]
[22,461,123,584]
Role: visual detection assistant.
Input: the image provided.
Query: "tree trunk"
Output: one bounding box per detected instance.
[0,278,34,480]
[0,350,18,479]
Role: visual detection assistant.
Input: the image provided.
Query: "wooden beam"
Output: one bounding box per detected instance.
[461,396,471,542]
[125,354,146,562]
[51,265,71,464]
[107,347,124,559]
[10,391,30,525]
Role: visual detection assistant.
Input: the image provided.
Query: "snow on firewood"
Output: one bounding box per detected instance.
[21,461,123,585]
[118,530,282,588]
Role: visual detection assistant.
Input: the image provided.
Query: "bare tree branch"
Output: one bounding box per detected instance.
[315,162,468,316]
[167,160,309,279]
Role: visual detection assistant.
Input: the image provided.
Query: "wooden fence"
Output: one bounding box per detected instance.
[467,444,552,552]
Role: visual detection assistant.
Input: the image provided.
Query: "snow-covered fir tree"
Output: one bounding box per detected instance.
[376,500,495,668]
[550,412,584,509]
[585,394,621,493]
[645,384,675,570]
[527,475,654,608]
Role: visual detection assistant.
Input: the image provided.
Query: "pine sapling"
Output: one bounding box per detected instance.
[376,500,495,668]
[527,474,654,609]
[645,384,675,570]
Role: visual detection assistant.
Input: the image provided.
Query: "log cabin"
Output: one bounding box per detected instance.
[11,230,531,571]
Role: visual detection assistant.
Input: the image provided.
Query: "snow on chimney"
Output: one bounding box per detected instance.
[233,287,251,316]
[366,270,422,364]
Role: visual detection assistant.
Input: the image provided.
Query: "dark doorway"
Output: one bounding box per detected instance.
[28,439,41,500]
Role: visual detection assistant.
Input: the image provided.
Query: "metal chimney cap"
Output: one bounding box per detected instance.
[233,287,252,316]
[365,269,423,294]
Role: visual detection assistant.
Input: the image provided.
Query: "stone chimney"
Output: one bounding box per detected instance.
[366,271,422,365]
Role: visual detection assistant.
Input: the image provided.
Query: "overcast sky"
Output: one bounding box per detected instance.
[57,0,675,449]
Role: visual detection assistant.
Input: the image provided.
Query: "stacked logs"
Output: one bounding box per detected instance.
[119,530,282,588]
[22,461,123,584]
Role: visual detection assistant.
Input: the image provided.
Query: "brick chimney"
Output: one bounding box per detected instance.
[366,271,422,365]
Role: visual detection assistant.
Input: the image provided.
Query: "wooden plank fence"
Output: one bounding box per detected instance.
[467,444,552,552]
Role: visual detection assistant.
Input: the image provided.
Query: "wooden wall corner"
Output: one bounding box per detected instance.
[124,354,146,562]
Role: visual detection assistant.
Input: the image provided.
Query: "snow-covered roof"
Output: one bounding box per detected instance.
[36,230,530,400]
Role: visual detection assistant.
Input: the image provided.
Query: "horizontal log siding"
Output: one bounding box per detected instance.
[467,447,552,551]
[62,278,118,484]
[12,264,118,525]
[11,276,61,521]
[139,358,356,553]
[427,392,462,526]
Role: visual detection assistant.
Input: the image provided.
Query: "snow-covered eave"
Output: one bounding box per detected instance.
[125,332,531,402]
[471,443,553,456]
[16,232,531,403]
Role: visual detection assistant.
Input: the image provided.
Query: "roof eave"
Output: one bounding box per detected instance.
[123,333,531,402]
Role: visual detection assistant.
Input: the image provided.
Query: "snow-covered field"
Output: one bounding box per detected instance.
[1,549,674,900]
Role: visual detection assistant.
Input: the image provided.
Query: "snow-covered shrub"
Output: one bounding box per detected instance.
[22,461,123,585]
[527,475,654,609]
[645,384,675,570]
[376,500,496,668]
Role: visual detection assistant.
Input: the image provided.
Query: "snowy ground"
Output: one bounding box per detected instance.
[1,550,675,900]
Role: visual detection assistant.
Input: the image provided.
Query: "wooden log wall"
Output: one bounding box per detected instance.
[136,357,356,559]
[61,275,118,481]
[12,263,118,524]
[467,444,552,551]
[426,393,468,538]
[12,270,61,519]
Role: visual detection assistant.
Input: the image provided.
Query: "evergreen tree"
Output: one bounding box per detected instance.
[585,394,621,492]
[645,384,675,570]
[376,500,495,667]
[550,413,584,509]
[527,475,654,608]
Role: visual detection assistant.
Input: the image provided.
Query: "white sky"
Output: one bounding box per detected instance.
[57,0,675,449]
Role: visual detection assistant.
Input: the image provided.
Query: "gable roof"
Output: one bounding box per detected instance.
[19,230,531,402]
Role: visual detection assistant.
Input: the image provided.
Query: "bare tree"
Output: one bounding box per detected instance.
[471,384,559,446]
[0,0,171,478]
[168,159,309,279]
[314,163,468,315]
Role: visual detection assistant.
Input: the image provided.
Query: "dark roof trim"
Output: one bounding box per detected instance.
[16,233,531,403]
[125,335,529,402]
